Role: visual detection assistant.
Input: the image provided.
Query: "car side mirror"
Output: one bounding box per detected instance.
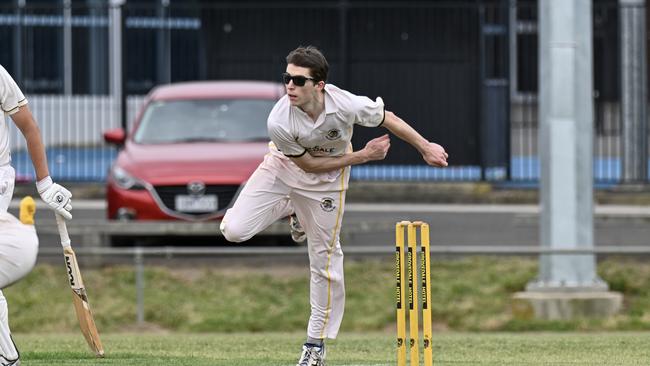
[104,128,126,146]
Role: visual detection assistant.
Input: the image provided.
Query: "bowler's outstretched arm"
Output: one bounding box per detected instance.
[381,111,448,167]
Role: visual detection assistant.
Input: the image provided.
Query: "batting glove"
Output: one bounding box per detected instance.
[37,176,73,220]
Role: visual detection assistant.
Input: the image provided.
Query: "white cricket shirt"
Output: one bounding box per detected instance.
[0,65,27,166]
[268,83,385,158]
[266,83,385,191]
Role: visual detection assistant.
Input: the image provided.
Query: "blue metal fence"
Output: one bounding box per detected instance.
[11,148,649,184]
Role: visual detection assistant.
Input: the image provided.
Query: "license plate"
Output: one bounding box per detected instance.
[175,195,218,212]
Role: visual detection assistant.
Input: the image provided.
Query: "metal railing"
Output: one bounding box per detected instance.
[37,245,650,325]
[37,245,650,258]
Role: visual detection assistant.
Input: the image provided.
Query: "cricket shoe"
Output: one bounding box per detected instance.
[0,356,19,366]
[1,336,20,366]
[296,343,325,366]
[289,214,307,243]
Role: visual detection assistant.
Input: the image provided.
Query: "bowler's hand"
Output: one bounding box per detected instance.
[422,142,449,167]
[363,134,390,162]
[37,176,72,220]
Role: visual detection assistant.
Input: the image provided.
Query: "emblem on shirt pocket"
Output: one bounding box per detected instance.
[325,129,341,140]
[320,197,336,212]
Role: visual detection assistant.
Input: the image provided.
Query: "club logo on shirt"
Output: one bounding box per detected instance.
[325,129,341,140]
[320,197,336,212]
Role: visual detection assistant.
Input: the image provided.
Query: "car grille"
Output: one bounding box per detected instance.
[154,184,240,216]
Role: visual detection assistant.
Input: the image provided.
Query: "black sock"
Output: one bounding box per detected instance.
[306,337,324,346]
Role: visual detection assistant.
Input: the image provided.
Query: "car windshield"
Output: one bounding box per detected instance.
[133,99,275,144]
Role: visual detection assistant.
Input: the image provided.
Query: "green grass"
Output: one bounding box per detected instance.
[15,331,650,365]
[9,257,650,364]
[8,257,650,334]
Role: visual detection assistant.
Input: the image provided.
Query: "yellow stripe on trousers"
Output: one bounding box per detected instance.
[319,166,346,339]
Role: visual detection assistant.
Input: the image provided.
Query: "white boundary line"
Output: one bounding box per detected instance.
[8,199,105,210]
[346,203,540,213]
[9,199,650,216]
[346,203,650,216]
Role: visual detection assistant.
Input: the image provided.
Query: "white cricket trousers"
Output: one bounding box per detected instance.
[220,154,347,340]
[0,164,39,361]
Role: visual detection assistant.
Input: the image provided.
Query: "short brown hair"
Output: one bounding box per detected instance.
[286,46,329,83]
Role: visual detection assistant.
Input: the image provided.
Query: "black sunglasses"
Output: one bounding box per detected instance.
[282,72,316,87]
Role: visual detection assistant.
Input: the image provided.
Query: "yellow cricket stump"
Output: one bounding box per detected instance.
[395,222,407,366]
[419,222,433,366]
[407,223,419,366]
[396,221,433,366]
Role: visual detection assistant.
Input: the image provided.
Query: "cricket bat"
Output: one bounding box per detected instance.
[55,214,105,357]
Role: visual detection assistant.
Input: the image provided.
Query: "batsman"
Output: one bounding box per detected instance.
[0,64,73,366]
[220,46,448,366]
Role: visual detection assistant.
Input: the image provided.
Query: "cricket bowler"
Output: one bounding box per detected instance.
[220,46,448,366]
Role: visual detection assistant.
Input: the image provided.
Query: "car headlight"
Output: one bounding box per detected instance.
[111,166,146,190]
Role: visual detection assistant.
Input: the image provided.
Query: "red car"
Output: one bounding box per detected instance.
[103,81,284,221]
